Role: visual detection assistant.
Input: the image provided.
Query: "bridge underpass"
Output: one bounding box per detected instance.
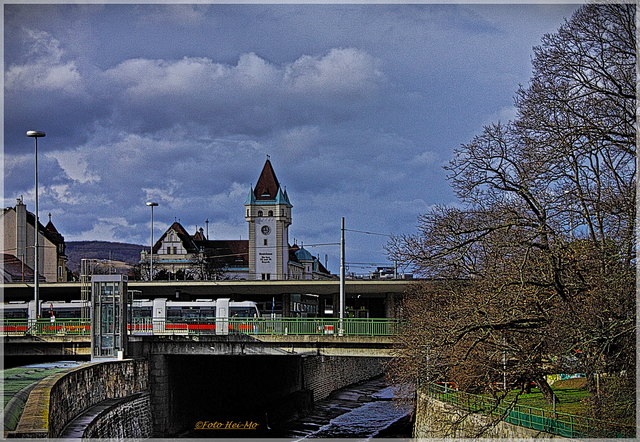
[141,350,389,437]
[3,329,396,437]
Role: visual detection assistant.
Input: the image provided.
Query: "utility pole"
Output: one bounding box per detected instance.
[339,217,345,335]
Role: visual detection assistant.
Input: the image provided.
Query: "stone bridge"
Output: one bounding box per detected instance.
[3,332,397,438]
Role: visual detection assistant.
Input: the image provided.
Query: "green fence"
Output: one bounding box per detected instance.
[1,317,401,337]
[130,317,401,336]
[1,318,91,336]
[425,382,635,438]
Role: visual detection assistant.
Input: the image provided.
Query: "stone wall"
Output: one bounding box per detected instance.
[48,358,148,437]
[302,355,386,402]
[10,358,149,438]
[83,393,152,438]
[413,390,568,439]
[148,354,170,437]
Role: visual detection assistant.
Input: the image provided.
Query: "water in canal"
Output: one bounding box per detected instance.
[277,376,414,439]
[182,375,414,438]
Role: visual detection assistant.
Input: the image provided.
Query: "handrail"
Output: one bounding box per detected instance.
[1,317,402,337]
[425,382,635,438]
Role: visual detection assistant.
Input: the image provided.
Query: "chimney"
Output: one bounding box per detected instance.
[15,197,27,267]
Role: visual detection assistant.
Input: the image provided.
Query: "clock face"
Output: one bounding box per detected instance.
[261,225,271,235]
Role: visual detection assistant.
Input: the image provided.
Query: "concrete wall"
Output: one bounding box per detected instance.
[302,355,386,402]
[10,359,149,438]
[413,390,568,439]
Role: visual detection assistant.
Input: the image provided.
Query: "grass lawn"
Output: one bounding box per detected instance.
[501,386,589,416]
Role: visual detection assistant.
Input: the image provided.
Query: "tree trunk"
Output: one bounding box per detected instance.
[534,377,558,405]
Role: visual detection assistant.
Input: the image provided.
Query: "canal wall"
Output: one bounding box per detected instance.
[9,359,150,438]
[413,389,568,439]
[81,392,152,438]
[302,355,386,401]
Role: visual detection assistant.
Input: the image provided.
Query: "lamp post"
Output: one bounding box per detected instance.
[27,130,45,318]
[146,202,158,280]
[339,217,345,335]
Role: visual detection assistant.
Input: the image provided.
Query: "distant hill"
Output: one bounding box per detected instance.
[65,241,146,273]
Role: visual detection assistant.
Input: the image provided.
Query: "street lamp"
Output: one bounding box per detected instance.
[27,130,45,318]
[146,201,158,280]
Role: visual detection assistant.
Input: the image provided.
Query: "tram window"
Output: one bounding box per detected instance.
[199,308,214,319]
[230,307,254,318]
[133,307,152,318]
[3,309,28,319]
[52,308,82,318]
[167,307,215,320]
[167,307,183,320]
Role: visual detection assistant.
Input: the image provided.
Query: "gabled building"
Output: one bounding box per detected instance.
[142,160,333,281]
[141,222,249,280]
[1,197,68,282]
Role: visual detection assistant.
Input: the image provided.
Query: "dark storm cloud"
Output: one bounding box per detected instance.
[3,3,580,270]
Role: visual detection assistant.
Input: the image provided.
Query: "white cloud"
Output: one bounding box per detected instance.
[65,217,135,242]
[47,151,99,184]
[413,151,437,165]
[277,126,321,159]
[101,48,384,134]
[284,48,384,96]
[5,29,83,94]
[145,4,211,26]
[484,105,518,125]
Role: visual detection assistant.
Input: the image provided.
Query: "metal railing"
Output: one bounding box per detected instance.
[425,382,635,439]
[1,317,401,337]
[1,318,91,336]
[130,317,401,336]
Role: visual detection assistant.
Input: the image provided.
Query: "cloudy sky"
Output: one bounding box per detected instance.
[4,2,581,275]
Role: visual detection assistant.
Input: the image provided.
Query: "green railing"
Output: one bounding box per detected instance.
[1,317,401,337]
[1,318,91,336]
[425,382,635,438]
[131,317,402,336]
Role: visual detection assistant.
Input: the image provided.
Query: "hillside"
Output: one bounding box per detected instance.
[65,241,146,273]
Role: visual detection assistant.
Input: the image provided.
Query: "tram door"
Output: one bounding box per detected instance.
[216,298,230,335]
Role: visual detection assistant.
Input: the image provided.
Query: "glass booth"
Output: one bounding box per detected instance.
[91,275,128,359]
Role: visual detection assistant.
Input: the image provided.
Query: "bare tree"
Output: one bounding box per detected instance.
[387,3,635,422]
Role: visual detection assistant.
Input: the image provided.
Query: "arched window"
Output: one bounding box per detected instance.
[258,210,263,217]
[268,210,273,217]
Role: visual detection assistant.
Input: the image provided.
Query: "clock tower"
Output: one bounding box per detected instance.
[245,159,292,280]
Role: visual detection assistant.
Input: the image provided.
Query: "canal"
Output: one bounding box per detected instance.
[277,376,414,438]
[184,375,414,438]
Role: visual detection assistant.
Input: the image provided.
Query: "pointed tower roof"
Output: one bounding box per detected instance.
[192,228,206,242]
[244,186,256,205]
[254,159,280,201]
[275,187,292,207]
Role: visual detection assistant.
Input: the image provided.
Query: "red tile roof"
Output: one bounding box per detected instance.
[254,159,280,200]
[2,254,44,282]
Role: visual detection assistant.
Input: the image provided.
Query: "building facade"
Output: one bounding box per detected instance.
[1,197,68,282]
[142,160,332,281]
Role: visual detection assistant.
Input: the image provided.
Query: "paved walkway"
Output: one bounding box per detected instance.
[2,361,84,432]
